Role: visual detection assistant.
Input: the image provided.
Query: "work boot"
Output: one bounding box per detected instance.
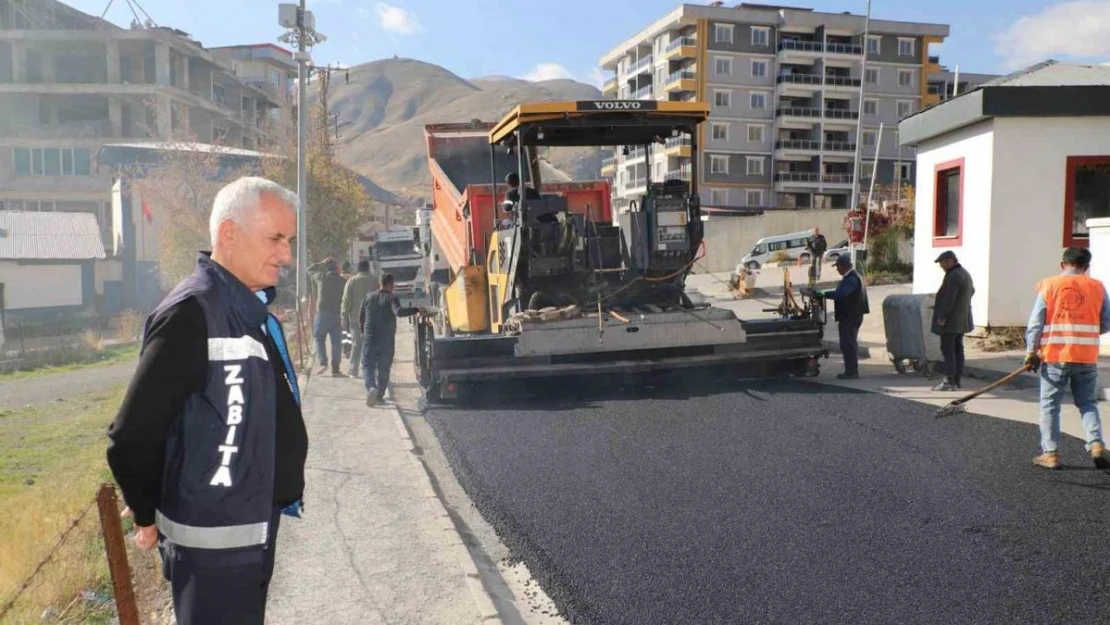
[331,367,344,377]
[1032,451,1060,470]
[1091,441,1110,469]
[836,372,859,380]
[932,380,959,392]
[366,389,378,408]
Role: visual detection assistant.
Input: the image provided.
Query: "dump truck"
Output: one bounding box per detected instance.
[414,100,829,400]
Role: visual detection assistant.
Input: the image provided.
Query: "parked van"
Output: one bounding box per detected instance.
[740,230,814,270]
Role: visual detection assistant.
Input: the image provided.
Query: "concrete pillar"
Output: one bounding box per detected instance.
[155,42,170,86]
[1087,217,1110,354]
[11,41,26,82]
[106,40,120,83]
[42,48,55,83]
[156,95,172,138]
[108,96,123,137]
[178,55,189,91]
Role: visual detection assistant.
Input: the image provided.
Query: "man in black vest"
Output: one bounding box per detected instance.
[817,255,870,379]
[106,177,308,625]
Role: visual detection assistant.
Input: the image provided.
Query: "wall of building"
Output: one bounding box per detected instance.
[1086,218,1110,354]
[911,120,995,327]
[988,116,1110,326]
[0,261,84,310]
[699,209,849,273]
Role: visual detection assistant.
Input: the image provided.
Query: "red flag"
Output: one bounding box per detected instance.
[141,196,153,223]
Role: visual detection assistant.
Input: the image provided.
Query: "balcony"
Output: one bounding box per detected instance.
[775,139,821,151]
[664,36,697,59]
[664,70,697,93]
[778,39,823,54]
[603,77,618,95]
[633,85,654,100]
[775,171,822,184]
[776,106,822,120]
[825,42,863,56]
[627,177,647,190]
[777,73,823,86]
[823,108,860,121]
[601,157,616,175]
[665,165,692,181]
[664,136,691,157]
[823,75,862,89]
[629,56,653,76]
[822,173,855,186]
[823,141,856,153]
[626,147,647,160]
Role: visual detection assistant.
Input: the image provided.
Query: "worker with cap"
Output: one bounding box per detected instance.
[931,250,975,391]
[1024,246,1110,470]
[816,255,870,379]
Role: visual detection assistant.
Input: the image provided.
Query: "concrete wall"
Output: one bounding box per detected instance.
[1088,218,1110,354]
[699,209,849,273]
[911,120,994,326]
[989,116,1110,326]
[0,262,83,310]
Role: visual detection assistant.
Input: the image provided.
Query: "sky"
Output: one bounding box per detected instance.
[71,0,1110,84]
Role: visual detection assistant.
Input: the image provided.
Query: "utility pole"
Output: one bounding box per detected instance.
[278,2,326,311]
[849,0,872,266]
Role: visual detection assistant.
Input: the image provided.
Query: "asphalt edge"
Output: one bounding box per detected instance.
[386,401,505,624]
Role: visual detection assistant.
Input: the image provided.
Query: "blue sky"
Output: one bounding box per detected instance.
[71,0,1110,83]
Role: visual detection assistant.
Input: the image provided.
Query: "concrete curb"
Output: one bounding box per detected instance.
[387,403,504,624]
[822,339,873,360]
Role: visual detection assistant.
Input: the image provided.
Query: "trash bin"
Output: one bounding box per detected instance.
[882,293,944,375]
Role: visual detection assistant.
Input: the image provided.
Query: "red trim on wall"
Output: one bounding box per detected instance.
[932,157,964,248]
[1063,155,1110,248]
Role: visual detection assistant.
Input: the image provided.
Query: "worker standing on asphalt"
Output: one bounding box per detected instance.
[818,255,869,379]
[359,273,423,407]
[931,250,976,391]
[1024,247,1110,470]
[805,227,828,285]
[308,257,347,376]
[341,259,376,378]
[106,177,307,625]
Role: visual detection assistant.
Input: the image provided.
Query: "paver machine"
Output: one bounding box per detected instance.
[415,100,828,400]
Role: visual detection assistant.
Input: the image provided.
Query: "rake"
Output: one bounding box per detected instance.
[934,364,1033,419]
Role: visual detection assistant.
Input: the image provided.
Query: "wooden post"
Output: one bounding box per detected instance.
[96,484,140,625]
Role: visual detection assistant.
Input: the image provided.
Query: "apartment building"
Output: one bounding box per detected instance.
[209,43,297,127]
[0,0,282,250]
[927,66,998,102]
[598,2,949,211]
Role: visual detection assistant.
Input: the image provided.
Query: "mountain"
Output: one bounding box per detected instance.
[314,58,604,205]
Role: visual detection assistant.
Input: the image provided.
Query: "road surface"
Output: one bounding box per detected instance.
[0,361,137,412]
[424,372,1110,625]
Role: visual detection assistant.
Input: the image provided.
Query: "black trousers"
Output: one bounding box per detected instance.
[160,507,281,625]
[940,333,966,385]
[838,316,863,374]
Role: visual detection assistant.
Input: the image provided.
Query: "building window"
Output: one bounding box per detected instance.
[710,155,729,174]
[714,24,734,44]
[750,92,767,109]
[864,68,879,85]
[746,156,764,176]
[898,162,912,181]
[268,68,281,86]
[898,69,915,87]
[751,27,770,47]
[897,100,913,118]
[1064,156,1110,247]
[714,89,731,108]
[715,57,732,75]
[712,123,729,141]
[710,188,728,205]
[863,99,878,115]
[862,131,877,147]
[867,36,881,55]
[751,59,767,78]
[747,124,764,143]
[898,38,915,57]
[746,189,764,207]
[934,158,964,245]
[12,147,91,177]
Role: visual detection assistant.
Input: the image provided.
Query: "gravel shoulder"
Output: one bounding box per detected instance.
[0,360,137,412]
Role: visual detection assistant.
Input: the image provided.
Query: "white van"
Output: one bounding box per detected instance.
[740,230,815,270]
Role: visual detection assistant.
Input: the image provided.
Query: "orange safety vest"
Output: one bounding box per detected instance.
[1037,273,1106,364]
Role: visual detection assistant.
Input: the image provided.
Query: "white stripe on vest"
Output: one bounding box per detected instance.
[208,336,270,361]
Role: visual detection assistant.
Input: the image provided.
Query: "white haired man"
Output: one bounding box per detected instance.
[106,176,308,625]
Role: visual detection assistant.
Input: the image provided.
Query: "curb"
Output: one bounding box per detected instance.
[387,403,504,624]
[822,339,873,360]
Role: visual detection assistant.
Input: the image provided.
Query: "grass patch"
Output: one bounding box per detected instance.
[0,384,131,624]
[0,343,139,380]
[970,327,1027,353]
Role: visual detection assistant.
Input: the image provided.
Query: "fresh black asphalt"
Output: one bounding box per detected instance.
[425,373,1110,625]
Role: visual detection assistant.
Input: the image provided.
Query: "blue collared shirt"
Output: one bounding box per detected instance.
[1025,269,1110,353]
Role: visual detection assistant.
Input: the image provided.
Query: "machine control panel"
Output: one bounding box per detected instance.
[649,183,692,255]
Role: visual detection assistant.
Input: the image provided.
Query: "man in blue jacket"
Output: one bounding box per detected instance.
[817,255,870,379]
[106,177,308,625]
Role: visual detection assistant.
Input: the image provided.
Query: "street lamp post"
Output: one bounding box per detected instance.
[278,2,326,312]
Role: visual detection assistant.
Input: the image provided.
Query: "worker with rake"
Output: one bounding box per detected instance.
[1025,247,1110,470]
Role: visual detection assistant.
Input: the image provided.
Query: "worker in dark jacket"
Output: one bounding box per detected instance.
[359,272,423,407]
[931,250,976,391]
[308,257,347,376]
[106,177,307,625]
[818,255,870,379]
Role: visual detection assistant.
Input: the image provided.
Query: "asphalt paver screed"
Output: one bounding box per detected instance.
[425,375,1110,625]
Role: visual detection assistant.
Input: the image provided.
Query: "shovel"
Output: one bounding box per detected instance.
[934,364,1033,418]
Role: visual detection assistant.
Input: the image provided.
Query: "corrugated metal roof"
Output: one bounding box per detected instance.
[982,60,1110,88]
[0,211,107,260]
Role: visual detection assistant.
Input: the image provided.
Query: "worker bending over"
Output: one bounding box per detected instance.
[817,255,869,379]
[358,272,423,407]
[1024,247,1110,470]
